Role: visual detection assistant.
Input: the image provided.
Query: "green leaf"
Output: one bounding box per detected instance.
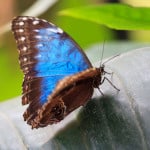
[0,44,150,149]
[59,4,150,30]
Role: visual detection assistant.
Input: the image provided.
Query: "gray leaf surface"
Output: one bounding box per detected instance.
[0,46,150,150]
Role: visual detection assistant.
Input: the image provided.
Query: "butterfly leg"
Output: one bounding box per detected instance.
[97,87,104,96]
[104,71,114,80]
[101,76,120,91]
[104,70,112,75]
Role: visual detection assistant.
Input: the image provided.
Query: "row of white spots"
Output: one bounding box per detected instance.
[17,20,39,26]
[14,18,39,47]
[15,16,40,27]
[15,17,63,36]
[31,19,63,33]
[22,16,40,25]
[13,20,25,43]
[21,16,35,21]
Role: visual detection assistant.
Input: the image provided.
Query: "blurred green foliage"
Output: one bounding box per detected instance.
[60,4,150,30]
[0,45,22,101]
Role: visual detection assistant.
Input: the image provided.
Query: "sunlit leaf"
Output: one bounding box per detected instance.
[60,4,150,30]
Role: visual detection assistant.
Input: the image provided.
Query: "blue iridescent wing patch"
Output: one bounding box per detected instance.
[12,16,103,128]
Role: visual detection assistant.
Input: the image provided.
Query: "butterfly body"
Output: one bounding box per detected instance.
[12,16,105,129]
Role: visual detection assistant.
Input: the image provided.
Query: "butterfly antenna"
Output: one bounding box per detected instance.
[102,54,120,65]
[99,40,105,67]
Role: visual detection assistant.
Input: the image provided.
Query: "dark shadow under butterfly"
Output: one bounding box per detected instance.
[11,16,119,129]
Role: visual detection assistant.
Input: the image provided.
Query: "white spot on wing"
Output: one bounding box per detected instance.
[19,21,24,26]
[46,27,63,33]
[34,29,39,32]
[35,35,42,39]
[20,36,26,41]
[28,17,34,20]
[33,20,39,25]
[35,18,39,20]
[18,29,24,33]
[57,27,63,33]
[22,17,28,21]
[49,22,55,26]
[41,19,47,22]
[36,43,43,48]
[24,67,28,70]
[22,46,27,51]
[35,54,42,58]
[23,57,27,62]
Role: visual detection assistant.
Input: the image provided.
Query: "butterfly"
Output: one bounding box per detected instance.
[11,16,118,129]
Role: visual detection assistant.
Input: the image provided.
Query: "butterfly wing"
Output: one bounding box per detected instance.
[33,67,101,128]
[11,16,92,124]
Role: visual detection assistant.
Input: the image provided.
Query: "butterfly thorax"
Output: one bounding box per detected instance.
[91,66,104,88]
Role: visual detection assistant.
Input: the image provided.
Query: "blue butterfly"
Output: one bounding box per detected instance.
[12,16,113,129]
